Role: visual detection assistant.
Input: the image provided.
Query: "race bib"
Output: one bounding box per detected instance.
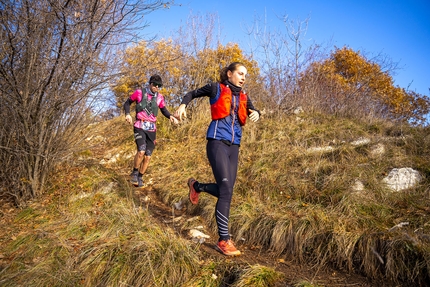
[141,121,155,131]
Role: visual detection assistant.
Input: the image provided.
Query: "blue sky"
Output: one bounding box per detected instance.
[143,0,429,99]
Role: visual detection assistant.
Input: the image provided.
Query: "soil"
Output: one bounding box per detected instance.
[133,184,385,287]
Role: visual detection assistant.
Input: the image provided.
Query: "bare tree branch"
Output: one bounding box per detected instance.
[0,0,171,205]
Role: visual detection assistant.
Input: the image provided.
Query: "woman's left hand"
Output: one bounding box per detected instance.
[174,104,187,121]
[248,109,260,122]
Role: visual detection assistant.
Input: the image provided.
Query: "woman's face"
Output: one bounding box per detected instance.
[227,65,247,87]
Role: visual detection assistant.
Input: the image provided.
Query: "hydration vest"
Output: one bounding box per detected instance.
[210,83,248,126]
[136,89,158,116]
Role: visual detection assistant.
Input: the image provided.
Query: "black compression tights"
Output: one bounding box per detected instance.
[195,140,239,241]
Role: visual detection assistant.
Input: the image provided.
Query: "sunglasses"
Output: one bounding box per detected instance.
[151,82,162,88]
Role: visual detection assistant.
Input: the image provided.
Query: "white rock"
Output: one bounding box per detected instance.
[370,143,385,157]
[307,146,334,153]
[382,168,422,192]
[173,201,184,210]
[189,229,210,239]
[352,180,365,191]
[189,229,210,243]
[293,106,304,115]
[351,137,371,146]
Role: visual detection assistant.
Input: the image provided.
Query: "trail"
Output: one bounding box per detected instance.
[128,180,375,287]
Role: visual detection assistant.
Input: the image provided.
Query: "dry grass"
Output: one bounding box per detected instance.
[0,169,201,286]
[153,109,430,285]
[1,110,429,286]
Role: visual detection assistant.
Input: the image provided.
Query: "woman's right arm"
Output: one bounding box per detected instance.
[181,83,215,105]
[175,83,216,121]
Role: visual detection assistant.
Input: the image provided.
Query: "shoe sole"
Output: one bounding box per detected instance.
[214,245,241,256]
[131,182,145,188]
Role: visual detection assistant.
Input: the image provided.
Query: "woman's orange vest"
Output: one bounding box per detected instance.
[210,83,248,126]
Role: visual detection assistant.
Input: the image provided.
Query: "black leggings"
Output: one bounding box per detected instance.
[198,139,239,241]
[134,127,156,156]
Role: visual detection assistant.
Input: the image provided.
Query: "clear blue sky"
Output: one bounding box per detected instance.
[143,0,430,99]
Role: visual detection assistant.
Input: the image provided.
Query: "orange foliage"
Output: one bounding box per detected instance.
[193,44,260,83]
[112,41,261,108]
[305,47,429,124]
[112,39,186,106]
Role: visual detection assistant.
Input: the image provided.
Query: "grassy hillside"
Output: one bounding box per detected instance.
[0,108,429,286]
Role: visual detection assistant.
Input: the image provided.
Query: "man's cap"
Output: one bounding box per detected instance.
[149,74,162,85]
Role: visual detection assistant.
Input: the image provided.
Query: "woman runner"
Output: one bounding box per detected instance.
[174,62,260,256]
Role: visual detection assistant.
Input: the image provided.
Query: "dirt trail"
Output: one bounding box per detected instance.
[132,183,378,287]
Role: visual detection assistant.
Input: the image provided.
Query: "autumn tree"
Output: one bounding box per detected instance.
[113,41,262,110]
[113,13,263,114]
[113,39,187,107]
[299,47,430,124]
[0,0,170,205]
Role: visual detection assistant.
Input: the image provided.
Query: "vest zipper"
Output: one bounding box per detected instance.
[231,95,236,144]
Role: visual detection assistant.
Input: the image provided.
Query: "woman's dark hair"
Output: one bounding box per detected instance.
[220,62,245,82]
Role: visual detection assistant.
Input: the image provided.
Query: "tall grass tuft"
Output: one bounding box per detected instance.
[233,264,284,287]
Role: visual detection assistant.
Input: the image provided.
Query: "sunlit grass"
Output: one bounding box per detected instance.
[1,162,202,287]
[153,110,430,284]
[233,265,284,287]
[1,112,429,286]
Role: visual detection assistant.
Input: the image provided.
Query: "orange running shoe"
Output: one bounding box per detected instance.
[215,239,241,256]
[188,178,199,205]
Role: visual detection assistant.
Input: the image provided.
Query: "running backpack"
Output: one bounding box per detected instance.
[135,88,158,116]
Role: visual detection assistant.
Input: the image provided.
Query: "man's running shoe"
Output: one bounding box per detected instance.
[188,178,199,205]
[137,176,144,188]
[130,171,139,186]
[215,239,241,256]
